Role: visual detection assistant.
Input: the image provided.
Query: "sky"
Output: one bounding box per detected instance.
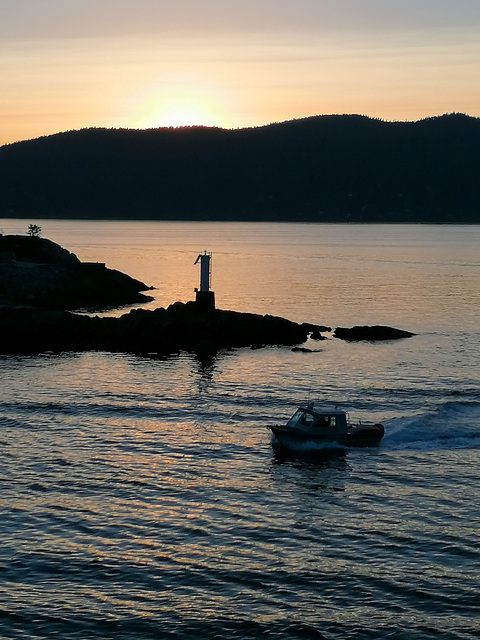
[1,0,480,146]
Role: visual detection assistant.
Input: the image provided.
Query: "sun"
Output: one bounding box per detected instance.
[138,102,218,129]
[124,82,234,130]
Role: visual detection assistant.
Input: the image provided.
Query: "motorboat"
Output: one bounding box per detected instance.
[268,403,384,449]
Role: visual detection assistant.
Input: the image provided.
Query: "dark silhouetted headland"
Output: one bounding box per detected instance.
[1,113,479,223]
[0,235,153,310]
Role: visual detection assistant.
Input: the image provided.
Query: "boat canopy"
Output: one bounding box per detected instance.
[286,407,348,431]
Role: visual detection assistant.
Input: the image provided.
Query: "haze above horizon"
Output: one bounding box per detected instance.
[1,0,480,147]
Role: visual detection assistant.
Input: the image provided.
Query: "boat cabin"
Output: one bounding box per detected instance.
[286,407,348,433]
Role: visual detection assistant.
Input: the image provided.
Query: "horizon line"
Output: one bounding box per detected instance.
[2,111,476,148]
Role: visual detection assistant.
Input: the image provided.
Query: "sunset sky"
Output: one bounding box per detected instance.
[1,0,480,146]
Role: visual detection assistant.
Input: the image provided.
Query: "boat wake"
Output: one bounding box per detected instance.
[380,401,480,451]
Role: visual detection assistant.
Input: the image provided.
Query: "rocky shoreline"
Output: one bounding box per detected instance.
[0,235,153,310]
[0,302,332,356]
[0,235,414,356]
[0,301,415,358]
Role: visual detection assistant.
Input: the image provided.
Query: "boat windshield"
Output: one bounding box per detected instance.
[287,410,316,428]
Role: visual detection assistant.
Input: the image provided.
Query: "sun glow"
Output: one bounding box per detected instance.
[137,103,218,129]
[124,81,236,130]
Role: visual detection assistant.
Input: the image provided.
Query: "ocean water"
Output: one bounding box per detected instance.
[1,221,479,639]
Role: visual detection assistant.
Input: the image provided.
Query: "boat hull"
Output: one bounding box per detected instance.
[269,423,384,449]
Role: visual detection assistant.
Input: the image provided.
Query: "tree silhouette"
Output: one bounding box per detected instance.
[27,224,42,237]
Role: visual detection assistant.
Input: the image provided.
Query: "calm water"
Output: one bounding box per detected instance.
[1,221,479,639]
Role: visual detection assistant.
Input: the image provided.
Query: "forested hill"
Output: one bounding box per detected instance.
[1,113,479,223]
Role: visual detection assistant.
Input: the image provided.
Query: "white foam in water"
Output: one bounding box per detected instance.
[271,434,348,453]
[381,401,480,451]
[292,439,347,452]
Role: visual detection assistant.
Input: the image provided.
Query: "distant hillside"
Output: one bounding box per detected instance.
[1,113,479,223]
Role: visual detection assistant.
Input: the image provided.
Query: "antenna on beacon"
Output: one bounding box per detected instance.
[194,250,215,311]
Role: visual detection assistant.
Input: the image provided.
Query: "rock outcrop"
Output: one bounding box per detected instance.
[0,302,330,356]
[334,325,415,341]
[0,235,153,310]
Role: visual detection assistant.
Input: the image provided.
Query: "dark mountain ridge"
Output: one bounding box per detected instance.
[1,113,479,223]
